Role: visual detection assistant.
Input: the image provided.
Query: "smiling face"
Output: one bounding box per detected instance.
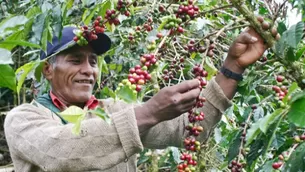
[43,45,99,107]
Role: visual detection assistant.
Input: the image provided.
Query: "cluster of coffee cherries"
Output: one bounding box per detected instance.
[177,66,208,172]
[116,0,131,16]
[139,54,158,68]
[192,64,208,79]
[105,9,120,25]
[186,112,205,130]
[272,134,305,169]
[143,17,154,32]
[272,75,288,105]
[119,54,157,93]
[163,16,183,31]
[175,0,200,21]
[73,25,101,46]
[228,160,243,172]
[72,15,108,46]
[126,17,154,44]
[124,65,151,92]
[272,150,288,170]
[184,40,215,56]
[93,16,106,34]
[177,152,198,172]
[161,57,185,81]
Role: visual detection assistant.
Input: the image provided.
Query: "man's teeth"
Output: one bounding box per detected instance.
[77,80,91,84]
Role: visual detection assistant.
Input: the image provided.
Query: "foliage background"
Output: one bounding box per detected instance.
[0,0,304,171]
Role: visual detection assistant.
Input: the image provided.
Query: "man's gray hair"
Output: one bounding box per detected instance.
[47,55,57,64]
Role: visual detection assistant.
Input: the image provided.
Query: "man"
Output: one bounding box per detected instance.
[4,18,279,171]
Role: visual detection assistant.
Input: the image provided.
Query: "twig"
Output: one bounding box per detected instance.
[263,0,274,15]
[237,111,253,163]
[271,0,288,26]
[230,0,276,47]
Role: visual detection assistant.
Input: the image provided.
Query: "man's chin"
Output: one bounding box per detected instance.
[73,94,92,104]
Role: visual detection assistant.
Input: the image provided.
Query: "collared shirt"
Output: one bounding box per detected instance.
[49,91,99,111]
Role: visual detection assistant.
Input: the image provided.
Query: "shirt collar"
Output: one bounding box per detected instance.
[49,91,99,111]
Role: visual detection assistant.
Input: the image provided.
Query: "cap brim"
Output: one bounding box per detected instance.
[45,32,112,60]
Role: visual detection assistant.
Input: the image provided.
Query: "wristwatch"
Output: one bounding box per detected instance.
[220,66,243,81]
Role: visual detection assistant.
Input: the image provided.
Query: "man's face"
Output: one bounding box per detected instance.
[45,45,99,106]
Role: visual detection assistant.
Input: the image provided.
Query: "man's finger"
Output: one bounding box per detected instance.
[180,99,197,113]
[173,79,200,93]
[235,32,258,45]
[180,87,201,103]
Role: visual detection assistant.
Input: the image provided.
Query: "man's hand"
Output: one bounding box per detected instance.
[135,79,200,133]
[223,17,280,74]
[216,17,280,99]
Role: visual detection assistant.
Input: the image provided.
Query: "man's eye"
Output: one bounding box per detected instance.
[90,60,97,65]
[70,59,80,63]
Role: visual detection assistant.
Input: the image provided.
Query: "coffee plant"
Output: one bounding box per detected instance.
[0,0,305,171]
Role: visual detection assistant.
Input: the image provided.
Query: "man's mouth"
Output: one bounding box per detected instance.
[75,79,93,84]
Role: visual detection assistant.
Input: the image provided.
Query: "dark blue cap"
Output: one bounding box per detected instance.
[40,26,111,60]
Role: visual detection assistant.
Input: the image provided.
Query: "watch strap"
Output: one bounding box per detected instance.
[220,66,243,81]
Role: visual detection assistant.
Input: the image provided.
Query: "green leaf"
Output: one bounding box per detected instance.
[288,97,305,127]
[84,5,99,25]
[284,142,305,171]
[26,6,41,18]
[59,106,86,124]
[24,19,34,41]
[52,5,63,39]
[88,107,111,124]
[296,45,305,59]
[41,25,50,52]
[259,160,275,172]
[100,57,109,74]
[258,7,268,15]
[204,57,217,80]
[259,109,282,133]
[271,134,285,149]
[0,64,16,91]
[285,22,304,49]
[0,40,40,49]
[277,22,287,35]
[15,61,37,95]
[170,147,181,164]
[0,15,28,34]
[105,22,116,33]
[98,0,112,18]
[66,0,74,10]
[0,30,24,50]
[246,136,264,167]
[246,109,282,145]
[227,130,242,163]
[72,113,86,135]
[0,48,12,64]
[97,52,110,88]
[34,62,44,82]
[283,82,299,104]
[109,63,117,70]
[286,47,297,62]
[100,86,116,99]
[32,12,48,44]
[116,85,137,103]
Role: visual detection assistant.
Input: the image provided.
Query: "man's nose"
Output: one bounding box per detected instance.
[80,59,94,75]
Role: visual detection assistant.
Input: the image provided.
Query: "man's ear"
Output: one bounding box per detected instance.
[42,61,53,81]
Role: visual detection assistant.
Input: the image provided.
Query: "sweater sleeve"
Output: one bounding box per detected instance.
[140,77,232,148]
[4,100,143,171]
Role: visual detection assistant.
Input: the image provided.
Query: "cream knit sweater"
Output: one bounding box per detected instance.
[4,78,231,172]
